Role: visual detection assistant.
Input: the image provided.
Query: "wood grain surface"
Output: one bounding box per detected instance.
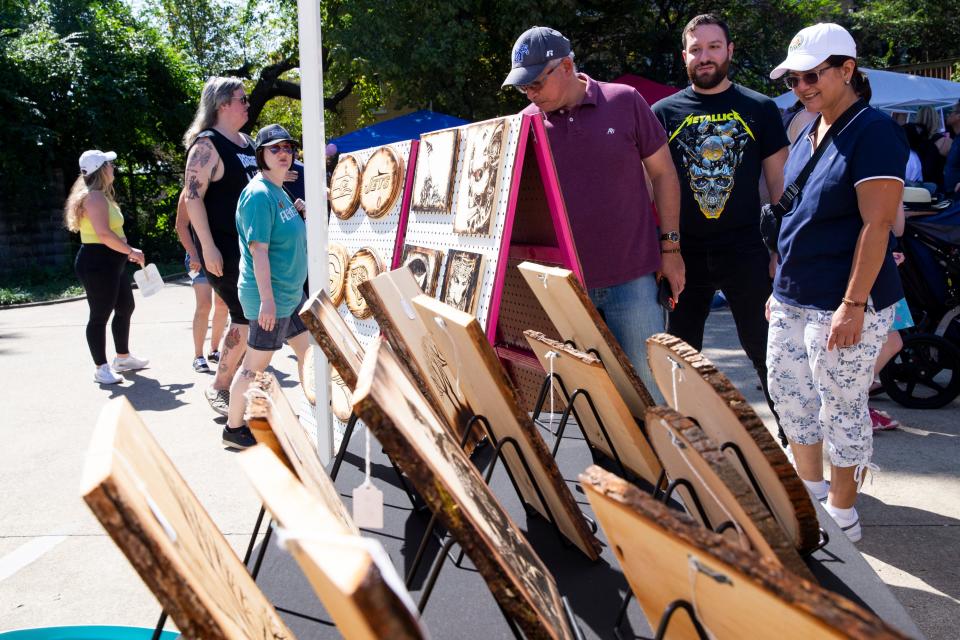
[580,465,910,640]
[413,297,602,559]
[517,262,655,413]
[360,146,404,218]
[346,247,385,320]
[81,398,293,640]
[352,338,575,640]
[236,445,426,640]
[646,333,820,553]
[330,155,361,220]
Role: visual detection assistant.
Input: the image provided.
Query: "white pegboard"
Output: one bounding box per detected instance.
[402,114,525,331]
[327,140,412,429]
[328,140,412,349]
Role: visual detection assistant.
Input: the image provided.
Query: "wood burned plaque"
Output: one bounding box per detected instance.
[329,243,350,307]
[414,296,601,559]
[646,333,820,553]
[525,331,662,486]
[346,247,384,320]
[352,338,575,640]
[237,446,426,640]
[330,154,362,220]
[81,398,292,640]
[580,465,908,640]
[245,372,359,536]
[645,406,811,579]
[517,262,654,414]
[360,146,404,218]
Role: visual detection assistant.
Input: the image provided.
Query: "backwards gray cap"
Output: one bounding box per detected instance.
[502,26,572,87]
[254,124,299,149]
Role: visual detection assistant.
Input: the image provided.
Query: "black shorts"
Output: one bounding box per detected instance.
[205,268,248,326]
[247,309,307,351]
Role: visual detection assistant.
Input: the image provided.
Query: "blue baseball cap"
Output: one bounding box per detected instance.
[502,26,572,87]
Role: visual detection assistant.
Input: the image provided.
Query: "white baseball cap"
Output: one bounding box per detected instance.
[770,23,856,79]
[79,149,117,176]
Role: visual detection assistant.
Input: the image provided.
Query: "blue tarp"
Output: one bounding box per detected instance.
[330,110,470,153]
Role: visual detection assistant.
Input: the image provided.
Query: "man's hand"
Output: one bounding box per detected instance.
[285,170,299,183]
[202,243,223,277]
[827,303,865,351]
[661,252,685,301]
[258,298,276,332]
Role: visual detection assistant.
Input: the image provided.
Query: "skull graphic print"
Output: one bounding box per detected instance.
[670,112,752,219]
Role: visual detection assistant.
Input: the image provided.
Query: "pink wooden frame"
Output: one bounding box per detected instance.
[390,140,420,270]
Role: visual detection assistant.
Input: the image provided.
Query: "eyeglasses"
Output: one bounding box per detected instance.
[515,62,563,94]
[267,143,294,155]
[232,95,249,105]
[784,65,837,89]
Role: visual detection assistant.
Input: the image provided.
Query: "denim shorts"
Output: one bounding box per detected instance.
[247,308,307,351]
[184,253,209,285]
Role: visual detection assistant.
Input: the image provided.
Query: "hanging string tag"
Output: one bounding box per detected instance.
[544,350,559,428]
[538,273,549,289]
[670,357,685,410]
[353,425,383,529]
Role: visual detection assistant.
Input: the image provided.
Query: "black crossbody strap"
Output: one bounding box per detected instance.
[771,101,867,217]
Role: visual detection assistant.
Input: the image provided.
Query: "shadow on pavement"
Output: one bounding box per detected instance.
[105,371,193,411]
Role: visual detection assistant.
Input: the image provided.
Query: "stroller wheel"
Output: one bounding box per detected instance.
[880,333,960,409]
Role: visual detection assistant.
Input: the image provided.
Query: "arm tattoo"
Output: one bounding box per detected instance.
[187,142,213,172]
[186,174,202,200]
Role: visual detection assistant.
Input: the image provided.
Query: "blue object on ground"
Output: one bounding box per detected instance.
[0,627,178,640]
[711,290,728,309]
[329,110,470,152]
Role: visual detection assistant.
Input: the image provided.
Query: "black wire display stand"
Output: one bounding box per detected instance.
[403,412,589,639]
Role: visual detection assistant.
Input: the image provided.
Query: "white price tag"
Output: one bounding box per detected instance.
[352,483,384,529]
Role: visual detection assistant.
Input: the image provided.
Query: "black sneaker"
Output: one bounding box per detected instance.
[222,425,256,450]
[207,350,221,364]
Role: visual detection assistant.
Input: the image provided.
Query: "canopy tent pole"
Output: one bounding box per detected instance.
[297,0,332,461]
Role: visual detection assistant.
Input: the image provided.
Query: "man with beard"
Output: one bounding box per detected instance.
[652,14,788,437]
[503,26,683,402]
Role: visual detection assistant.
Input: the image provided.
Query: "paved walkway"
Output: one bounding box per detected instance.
[0,280,957,637]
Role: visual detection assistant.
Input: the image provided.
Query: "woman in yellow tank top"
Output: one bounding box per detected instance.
[64,150,150,385]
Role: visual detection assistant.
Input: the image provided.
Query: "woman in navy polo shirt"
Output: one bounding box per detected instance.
[766,24,907,541]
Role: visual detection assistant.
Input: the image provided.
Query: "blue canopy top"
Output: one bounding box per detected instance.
[330,110,470,153]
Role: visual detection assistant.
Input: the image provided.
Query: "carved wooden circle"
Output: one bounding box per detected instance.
[329,155,361,220]
[359,146,404,218]
[327,243,349,307]
[331,370,352,421]
[345,247,384,319]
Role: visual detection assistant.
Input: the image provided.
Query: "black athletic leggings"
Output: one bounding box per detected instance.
[75,243,135,365]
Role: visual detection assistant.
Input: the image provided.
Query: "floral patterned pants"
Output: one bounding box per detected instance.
[766,298,893,468]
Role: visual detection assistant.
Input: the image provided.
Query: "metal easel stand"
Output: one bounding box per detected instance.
[613,594,710,640]
[718,441,830,555]
[529,340,601,434]
[406,413,579,589]
[329,410,423,511]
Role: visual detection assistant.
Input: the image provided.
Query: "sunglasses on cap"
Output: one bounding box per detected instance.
[784,65,838,89]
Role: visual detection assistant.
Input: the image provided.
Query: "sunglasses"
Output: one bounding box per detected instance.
[267,143,294,155]
[231,95,249,105]
[784,65,837,89]
[515,62,563,94]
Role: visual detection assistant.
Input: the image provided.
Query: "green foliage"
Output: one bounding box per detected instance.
[851,1,960,68]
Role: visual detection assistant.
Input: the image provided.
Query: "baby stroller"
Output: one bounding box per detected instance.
[879,202,960,409]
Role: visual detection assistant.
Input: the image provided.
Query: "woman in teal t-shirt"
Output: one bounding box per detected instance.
[223,124,308,449]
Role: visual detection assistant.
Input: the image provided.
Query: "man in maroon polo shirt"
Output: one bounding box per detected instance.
[503,26,684,400]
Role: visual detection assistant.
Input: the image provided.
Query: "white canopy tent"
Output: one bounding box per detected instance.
[774,67,960,114]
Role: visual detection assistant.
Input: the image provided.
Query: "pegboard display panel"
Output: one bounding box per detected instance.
[510,141,562,247]
[327,140,412,349]
[326,140,412,429]
[401,114,525,331]
[503,358,554,413]
[497,258,562,350]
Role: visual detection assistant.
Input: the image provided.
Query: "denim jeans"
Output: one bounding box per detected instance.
[589,273,666,404]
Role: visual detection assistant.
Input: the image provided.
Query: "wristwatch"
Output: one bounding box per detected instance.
[660,231,680,243]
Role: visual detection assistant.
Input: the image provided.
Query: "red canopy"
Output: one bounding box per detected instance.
[611,74,680,105]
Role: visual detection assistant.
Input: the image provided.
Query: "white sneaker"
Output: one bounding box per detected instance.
[825,504,862,542]
[113,355,149,372]
[95,364,123,384]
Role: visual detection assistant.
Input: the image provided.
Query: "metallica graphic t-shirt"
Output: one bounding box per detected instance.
[653,84,787,251]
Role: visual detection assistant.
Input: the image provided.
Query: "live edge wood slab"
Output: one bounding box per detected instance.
[81,398,293,640]
[352,337,576,640]
[580,465,910,640]
[236,445,426,640]
[646,333,820,553]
